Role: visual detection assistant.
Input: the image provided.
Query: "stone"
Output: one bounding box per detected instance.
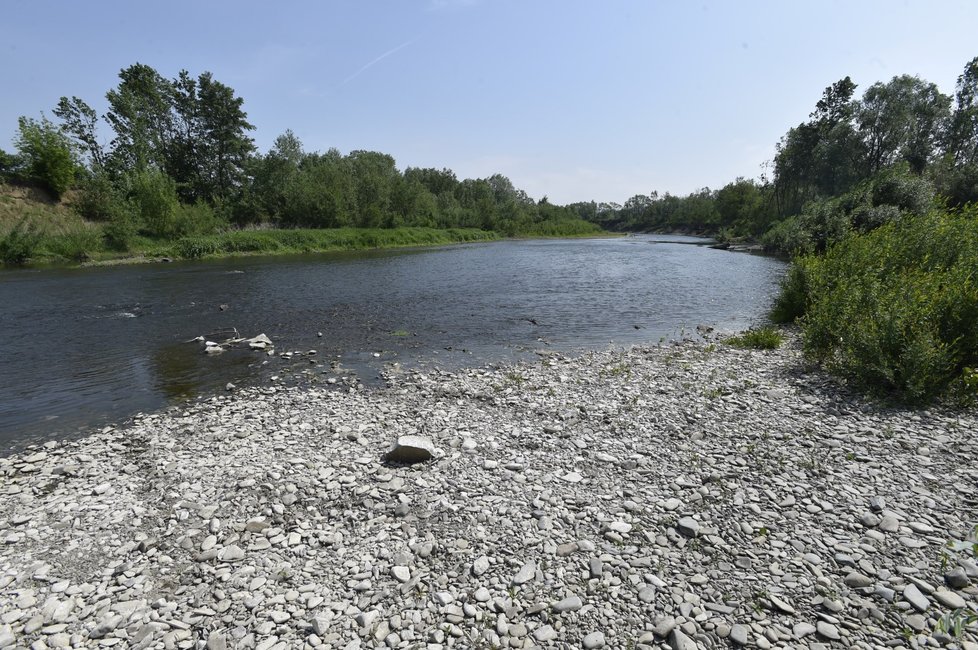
[816,621,840,640]
[533,625,557,642]
[793,622,816,639]
[669,628,699,650]
[512,561,536,585]
[391,566,410,583]
[903,584,930,612]
[472,556,490,576]
[676,517,700,537]
[206,632,228,650]
[583,631,605,649]
[945,567,970,589]
[552,596,583,613]
[730,624,750,646]
[843,571,873,588]
[932,589,966,609]
[385,435,435,463]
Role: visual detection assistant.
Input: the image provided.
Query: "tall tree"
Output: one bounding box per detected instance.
[950,56,978,165]
[53,96,106,169]
[857,75,951,175]
[104,63,175,175]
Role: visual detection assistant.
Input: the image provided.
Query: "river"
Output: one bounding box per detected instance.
[0,235,786,451]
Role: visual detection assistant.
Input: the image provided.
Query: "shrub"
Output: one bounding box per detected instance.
[770,259,815,323]
[74,172,122,222]
[761,216,813,255]
[794,207,978,404]
[13,116,78,199]
[725,327,784,350]
[41,228,103,262]
[0,218,41,265]
[177,236,220,259]
[128,169,180,237]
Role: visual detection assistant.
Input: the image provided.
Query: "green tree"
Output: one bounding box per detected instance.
[53,96,106,169]
[857,75,951,175]
[13,115,78,199]
[105,63,175,175]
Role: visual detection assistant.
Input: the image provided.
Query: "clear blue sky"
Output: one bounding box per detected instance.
[3,0,977,205]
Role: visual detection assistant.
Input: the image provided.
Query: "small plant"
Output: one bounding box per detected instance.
[391,330,410,337]
[726,327,784,350]
[935,608,978,638]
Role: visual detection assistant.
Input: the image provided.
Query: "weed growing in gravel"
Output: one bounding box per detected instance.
[936,608,978,638]
[725,327,784,350]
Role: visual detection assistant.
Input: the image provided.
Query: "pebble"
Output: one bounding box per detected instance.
[0,333,974,650]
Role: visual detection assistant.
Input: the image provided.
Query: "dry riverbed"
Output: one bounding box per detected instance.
[1,333,976,650]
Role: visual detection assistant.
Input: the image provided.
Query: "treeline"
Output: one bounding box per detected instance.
[0,63,597,263]
[585,56,978,253]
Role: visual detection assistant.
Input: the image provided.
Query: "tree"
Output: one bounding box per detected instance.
[105,63,175,175]
[949,56,978,165]
[53,96,106,169]
[14,115,78,199]
[857,75,951,175]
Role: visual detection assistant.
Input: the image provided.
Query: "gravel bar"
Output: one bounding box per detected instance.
[1,332,977,650]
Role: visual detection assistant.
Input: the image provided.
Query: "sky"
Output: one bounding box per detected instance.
[2,0,978,205]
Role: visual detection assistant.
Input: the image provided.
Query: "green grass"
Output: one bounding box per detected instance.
[725,327,784,350]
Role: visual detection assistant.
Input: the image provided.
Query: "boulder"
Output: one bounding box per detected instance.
[385,435,435,463]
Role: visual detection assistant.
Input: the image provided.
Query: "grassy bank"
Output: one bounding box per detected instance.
[0,220,501,266]
[0,182,611,266]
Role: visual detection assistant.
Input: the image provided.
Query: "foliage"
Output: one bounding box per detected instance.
[725,327,784,350]
[13,116,78,199]
[769,260,814,323]
[785,207,978,403]
[0,218,41,265]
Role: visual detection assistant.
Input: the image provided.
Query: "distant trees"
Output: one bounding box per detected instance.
[2,61,600,246]
[586,56,978,249]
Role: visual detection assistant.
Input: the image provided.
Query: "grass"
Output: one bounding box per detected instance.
[725,327,784,350]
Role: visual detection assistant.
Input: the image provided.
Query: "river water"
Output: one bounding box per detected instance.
[0,235,786,451]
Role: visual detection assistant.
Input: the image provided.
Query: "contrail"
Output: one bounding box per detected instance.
[341,40,416,86]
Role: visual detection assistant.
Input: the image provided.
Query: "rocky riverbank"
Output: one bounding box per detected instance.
[1,334,976,650]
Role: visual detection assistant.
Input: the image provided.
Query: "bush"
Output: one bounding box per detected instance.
[761,216,813,255]
[128,169,180,237]
[41,228,103,262]
[0,218,41,265]
[13,116,78,199]
[770,260,814,323]
[789,207,978,404]
[177,236,220,259]
[725,327,784,350]
[74,172,122,222]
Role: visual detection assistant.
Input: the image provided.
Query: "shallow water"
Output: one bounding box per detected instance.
[0,235,786,450]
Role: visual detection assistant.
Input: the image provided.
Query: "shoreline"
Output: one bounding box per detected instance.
[1,333,976,649]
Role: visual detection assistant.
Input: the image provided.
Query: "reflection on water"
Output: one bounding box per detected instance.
[0,236,786,450]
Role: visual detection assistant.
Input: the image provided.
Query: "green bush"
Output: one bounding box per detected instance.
[41,228,103,262]
[0,219,41,265]
[177,236,220,259]
[74,172,123,222]
[786,207,978,404]
[725,327,784,350]
[13,116,78,199]
[761,216,814,255]
[770,259,815,323]
[128,169,180,237]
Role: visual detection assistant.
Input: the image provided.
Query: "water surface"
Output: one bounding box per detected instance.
[0,235,786,451]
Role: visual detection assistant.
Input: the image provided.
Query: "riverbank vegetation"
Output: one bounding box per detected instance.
[577,57,978,254]
[577,54,978,405]
[0,63,599,266]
